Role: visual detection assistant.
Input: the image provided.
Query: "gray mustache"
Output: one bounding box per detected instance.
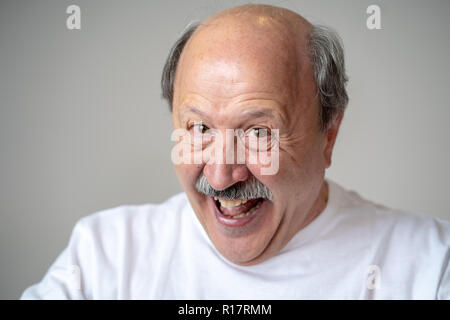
[195,174,273,201]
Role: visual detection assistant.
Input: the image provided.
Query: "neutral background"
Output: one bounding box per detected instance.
[1,0,449,299]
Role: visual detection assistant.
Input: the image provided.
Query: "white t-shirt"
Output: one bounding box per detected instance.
[20,179,450,299]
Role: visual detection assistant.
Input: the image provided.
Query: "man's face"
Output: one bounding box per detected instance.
[171,17,337,265]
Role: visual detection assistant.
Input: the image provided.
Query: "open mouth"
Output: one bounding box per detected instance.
[211,196,267,228]
[215,197,263,218]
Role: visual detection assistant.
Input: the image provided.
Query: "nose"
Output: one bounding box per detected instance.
[202,129,249,190]
[203,163,249,191]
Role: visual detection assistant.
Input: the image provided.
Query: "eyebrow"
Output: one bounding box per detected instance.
[182,106,211,121]
[181,106,278,122]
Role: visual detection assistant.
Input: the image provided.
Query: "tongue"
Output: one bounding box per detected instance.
[220,198,261,216]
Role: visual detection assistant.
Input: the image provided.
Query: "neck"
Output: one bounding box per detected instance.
[308,179,329,224]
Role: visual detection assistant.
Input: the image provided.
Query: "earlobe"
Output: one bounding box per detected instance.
[324,112,344,168]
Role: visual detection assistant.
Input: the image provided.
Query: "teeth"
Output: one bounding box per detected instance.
[231,201,262,219]
[217,198,248,208]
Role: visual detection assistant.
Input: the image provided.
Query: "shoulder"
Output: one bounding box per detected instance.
[20,193,192,299]
[68,192,192,291]
[329,180,450,298]
[69,192,192,259]
[330,180,450,244]
[75,192,190,233]
[328,180,450,270]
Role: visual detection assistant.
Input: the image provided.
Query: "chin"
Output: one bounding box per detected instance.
[195,193,279,265]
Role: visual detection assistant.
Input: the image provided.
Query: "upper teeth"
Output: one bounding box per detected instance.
[214,197,248,208]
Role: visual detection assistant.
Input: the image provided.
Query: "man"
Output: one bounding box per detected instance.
[21,4,449,299]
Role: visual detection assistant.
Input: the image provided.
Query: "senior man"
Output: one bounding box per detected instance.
[21,4,449,299]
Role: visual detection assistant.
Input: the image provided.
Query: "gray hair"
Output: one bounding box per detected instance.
[308,25,349,130]
[161,22,348,131]
[195,174,273,201]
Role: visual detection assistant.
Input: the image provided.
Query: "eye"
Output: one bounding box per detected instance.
[247,127,270,138]
[190,122,210,134]
[243,127,275,152]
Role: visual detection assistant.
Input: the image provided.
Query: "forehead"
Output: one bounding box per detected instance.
[174,23,302,106]
[172,14,320,126]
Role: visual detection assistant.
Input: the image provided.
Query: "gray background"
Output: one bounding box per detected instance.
[1,0,449,299]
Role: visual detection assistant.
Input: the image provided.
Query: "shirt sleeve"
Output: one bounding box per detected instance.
[20,219,91,300]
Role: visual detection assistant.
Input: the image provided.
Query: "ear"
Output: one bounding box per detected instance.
[323,112,344,169]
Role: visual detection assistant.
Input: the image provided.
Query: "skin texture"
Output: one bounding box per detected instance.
[171,4,343,266]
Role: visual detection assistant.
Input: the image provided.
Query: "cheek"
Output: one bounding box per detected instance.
[281,133,326,173]
[174,163,210,220]
[246,145,323,199]
[246,160,287,200]
[174,163,203,191]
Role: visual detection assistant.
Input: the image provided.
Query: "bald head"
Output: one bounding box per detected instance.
[202,4,311,35]
[199,4,312,42]
[179,4,313,93]
[173,5,317,120]
[162,4,348,131]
